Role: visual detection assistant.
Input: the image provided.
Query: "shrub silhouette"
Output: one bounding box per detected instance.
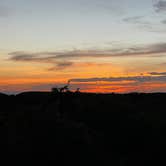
[75,88,80,93]
[51,80,71,93]
[51,86,59,93]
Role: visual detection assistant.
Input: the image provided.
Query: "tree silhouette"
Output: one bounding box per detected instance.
[75,88,80,93]
[59,80,71,93]
[51,86,59,93]
[51,80,71,93]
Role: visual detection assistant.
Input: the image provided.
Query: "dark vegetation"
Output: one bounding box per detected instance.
[1,91,166,165]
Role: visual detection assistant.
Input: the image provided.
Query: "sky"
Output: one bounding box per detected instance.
[1,0,166,93]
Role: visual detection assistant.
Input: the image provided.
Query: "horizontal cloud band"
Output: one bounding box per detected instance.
[149,72,166,76]
[9,42,166,62]
[69,75,166,83]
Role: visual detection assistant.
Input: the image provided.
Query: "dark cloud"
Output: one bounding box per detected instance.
[9,52,74,70]
[10,54,36,61]
[56,61,73,68]
[9,51,59,63]
[154,0,166,12]
[149,72,166,75]
[48,61,74,70]
[148,43,166,54]
[9,43,166,63]
[69,75,166,83]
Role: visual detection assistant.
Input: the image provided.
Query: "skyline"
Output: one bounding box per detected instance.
[1,0,166,93]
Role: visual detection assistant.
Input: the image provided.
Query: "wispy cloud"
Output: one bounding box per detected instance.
[69,75,166,83]
[148,72,166,75]
[9,52,57,63]
[123,16,145,24]
[154,0,166,12]
[122,15,163,33]
[9,51,115,70]
[9,51,74,70]
[48,61,74,70]
[9,42,166,63]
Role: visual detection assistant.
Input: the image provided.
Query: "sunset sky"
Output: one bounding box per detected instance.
[1,0,166,93]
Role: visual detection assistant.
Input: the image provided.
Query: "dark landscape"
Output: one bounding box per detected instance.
[2,0,166,165]
[1,91,166,165]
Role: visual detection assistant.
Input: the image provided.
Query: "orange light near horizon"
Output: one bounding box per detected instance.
[0,78,68,85]
[1,54,166,93]
[71,81,166,93]
[1,80,166,93]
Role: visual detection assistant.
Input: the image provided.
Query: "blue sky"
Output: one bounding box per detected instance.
[1,0,166,51]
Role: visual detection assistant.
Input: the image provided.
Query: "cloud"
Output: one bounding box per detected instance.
[149,72,166,75]
[123,14,166,33]
[69,75,166,83]
[123,15,158,32]
[48,61,74,70]
[9,51,114,70]
[9,52,57,63]
[154,0,166,12]
[123,16,145,24]
[9,51,74,70]
[9,43,166,63]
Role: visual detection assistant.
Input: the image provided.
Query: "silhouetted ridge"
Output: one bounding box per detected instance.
[17,91,51,97]
[0,92,8,98]
[0,92,166,165]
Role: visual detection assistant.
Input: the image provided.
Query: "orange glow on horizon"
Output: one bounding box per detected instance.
[1,54,166,93]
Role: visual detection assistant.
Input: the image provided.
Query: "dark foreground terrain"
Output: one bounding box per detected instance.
[1,91,166,165]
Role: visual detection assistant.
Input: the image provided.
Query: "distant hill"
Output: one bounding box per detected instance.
[0,92,8,97]
[0,91,166,165]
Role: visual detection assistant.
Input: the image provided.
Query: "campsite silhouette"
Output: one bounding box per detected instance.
[1,87,166,165]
